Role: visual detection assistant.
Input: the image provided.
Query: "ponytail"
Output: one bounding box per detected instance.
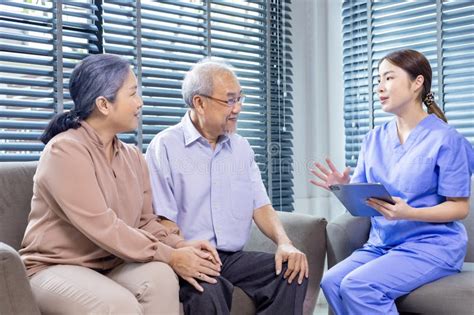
[380,50,448,123]
[39,54,131,144]
[40,110,81,144]
[423,92,447,123]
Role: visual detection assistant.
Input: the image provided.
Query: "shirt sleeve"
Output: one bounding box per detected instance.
[38,138,175,264]
[247,141,271,209]
[350,134,368,184]
[145,137,180,222]
[134,147,183,248]
[437,132,473,197]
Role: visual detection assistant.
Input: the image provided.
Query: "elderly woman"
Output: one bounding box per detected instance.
[20,54,221,314]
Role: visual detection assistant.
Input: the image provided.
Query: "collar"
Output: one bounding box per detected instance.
[80,120,122,156]
[388,114,434,150]
[182,111,203,146]
[181,111,232,151]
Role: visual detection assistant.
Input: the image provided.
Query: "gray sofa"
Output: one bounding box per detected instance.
[0,161,327,315]
[327,179,474,315]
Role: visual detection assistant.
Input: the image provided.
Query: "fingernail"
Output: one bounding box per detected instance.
[298,280,302,284]
[276,270,281,275]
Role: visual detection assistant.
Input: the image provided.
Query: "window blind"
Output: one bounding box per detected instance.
[0,0,99,161]
[342,1,370,168]
[268,0,294,211]
[103,0,295,211]
[0,0,295,211]
[442,1,474,144]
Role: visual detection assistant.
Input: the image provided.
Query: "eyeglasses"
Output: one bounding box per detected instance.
[200,94,245,107]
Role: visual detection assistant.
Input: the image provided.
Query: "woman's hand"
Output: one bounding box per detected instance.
[366,197,413,220]
[175,239,222,266]
[169,247,221,292]
[309,158,351,191]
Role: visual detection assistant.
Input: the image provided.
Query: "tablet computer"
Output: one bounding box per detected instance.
[329,183,395,217]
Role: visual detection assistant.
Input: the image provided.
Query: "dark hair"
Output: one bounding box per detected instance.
[379,49,447,122]
[40,54,131,144]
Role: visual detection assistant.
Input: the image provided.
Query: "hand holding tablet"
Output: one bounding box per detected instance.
[329,183,395,217]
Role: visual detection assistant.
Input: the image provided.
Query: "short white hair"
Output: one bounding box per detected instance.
[182,57,237,108]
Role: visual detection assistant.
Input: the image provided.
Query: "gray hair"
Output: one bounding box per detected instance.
[69,53,131,118]
[182,57,237,108]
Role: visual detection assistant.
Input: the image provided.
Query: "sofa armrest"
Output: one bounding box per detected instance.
[244,211,327,315]
[326,212,370,268]
[0,242,40,315]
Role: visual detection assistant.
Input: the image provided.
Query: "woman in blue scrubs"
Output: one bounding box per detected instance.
[310,49,474,315]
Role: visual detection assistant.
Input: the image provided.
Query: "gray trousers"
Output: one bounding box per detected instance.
[179,250,308,315]
[30,261,180,315]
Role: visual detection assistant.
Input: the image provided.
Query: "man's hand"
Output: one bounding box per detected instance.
[159,218,181,235]
[176,239,222,266]
[275,243,308,285]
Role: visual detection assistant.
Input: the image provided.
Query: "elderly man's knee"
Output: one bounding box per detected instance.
[182,278,232,314]
[203,279,229,298]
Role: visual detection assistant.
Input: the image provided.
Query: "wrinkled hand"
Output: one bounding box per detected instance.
[169,247,221,292]
[309,158,350,191]
[159,218,181,236]
[366,197,412,220]
[275,243,308,285]
[176,239,222,266]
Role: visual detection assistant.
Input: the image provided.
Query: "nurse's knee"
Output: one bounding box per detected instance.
[339,273,371,301]
[320,267,342,292]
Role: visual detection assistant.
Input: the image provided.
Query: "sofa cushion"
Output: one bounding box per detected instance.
[0,242,41,314]
[244,212,327,315]
[397,262,474,314]
[0,162,37,250]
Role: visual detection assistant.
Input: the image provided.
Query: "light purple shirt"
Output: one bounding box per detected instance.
[145,111,271,251]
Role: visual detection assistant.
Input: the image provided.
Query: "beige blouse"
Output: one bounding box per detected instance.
[20,121,183,277]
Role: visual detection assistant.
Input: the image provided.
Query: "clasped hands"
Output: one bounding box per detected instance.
[170,240,222,292]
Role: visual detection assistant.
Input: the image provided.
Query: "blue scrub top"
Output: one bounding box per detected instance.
[351,114,474,270]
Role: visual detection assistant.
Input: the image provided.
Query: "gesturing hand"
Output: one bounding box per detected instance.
[309,158,350,191]
[169,247,221,292]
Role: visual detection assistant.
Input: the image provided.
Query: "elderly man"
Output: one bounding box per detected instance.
[146,58,308,315]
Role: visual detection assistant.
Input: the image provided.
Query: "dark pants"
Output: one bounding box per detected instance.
[179,250,308,315]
